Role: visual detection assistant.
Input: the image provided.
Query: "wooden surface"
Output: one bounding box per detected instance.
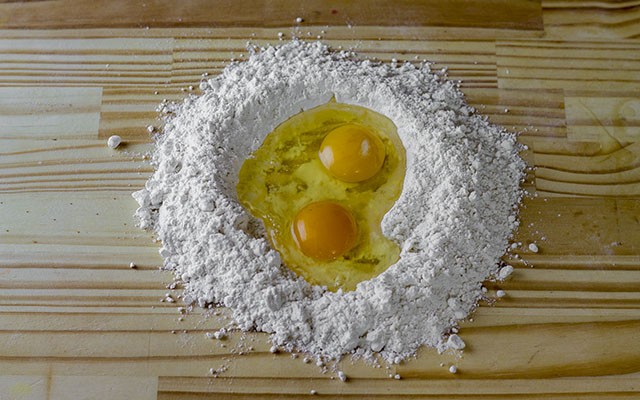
[1,1,640,399]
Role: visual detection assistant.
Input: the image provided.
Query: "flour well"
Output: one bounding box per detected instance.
[133,40,525,363]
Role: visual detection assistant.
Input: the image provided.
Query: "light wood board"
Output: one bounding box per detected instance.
[1,1,639,399]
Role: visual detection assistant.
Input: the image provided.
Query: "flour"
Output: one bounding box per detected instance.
[133,40,525,363]
[107,135,121,149]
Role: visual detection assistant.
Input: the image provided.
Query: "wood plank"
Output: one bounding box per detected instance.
[0,38,173,88]
[0,0,543,31]
[0,141,152,194]
[0,87,101,139]
[0,191,156,248]
[5,320,639,381]
[496,40,640,91]
[157,375,640,397]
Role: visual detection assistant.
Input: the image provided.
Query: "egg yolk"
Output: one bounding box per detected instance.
[318,124,386,183]
[291,201,357,261]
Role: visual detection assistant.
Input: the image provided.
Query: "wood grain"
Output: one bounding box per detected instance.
[543,0,640,39]
[1,1,640,399]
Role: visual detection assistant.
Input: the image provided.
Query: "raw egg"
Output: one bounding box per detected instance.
[236,100,406,291]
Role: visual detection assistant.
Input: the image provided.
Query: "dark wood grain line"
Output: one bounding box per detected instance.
[496,54,640,62]
[534,174,640,187]
[0,187,143,193]
[0,143,151,156]
[0,71,170,78]
[0,60,171,66]
[500,65,640,73]
[0,162,151,175]
[0,177,149,186]
[0,263,159,270]
[498,41,640,50]
[543,18,640,29]
[0,355,229,362]
[544,1,640,10]
[500,77,640,83]
[156,393,638,399]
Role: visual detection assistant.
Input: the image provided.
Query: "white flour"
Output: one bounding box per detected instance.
[133,40,525,363]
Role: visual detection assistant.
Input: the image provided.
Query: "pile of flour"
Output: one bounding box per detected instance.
[133,40,525,363]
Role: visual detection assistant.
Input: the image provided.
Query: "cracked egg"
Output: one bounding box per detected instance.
[236,100,406,291]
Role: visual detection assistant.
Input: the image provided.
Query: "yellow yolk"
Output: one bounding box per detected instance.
[319,124,386,183]
[291,201,357,261]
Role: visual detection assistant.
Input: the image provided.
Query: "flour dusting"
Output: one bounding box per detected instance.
[133,40,525,363]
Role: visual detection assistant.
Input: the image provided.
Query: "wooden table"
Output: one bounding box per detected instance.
[1,1,639,398]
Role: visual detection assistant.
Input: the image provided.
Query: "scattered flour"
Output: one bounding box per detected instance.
[446,333,466,350]
[133,40,525,363]
[498,265,514,280]
[107,135,122,149]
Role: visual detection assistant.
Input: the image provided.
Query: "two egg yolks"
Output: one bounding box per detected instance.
[291,124,385,261]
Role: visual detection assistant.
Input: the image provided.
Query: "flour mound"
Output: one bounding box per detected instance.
[133,40,525,363]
